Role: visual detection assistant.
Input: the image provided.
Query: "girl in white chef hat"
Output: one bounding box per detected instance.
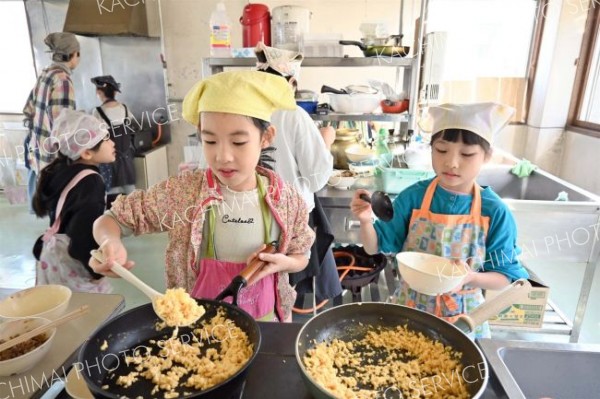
[33,109,115,293]
[89,70,315,322]
[351,102,529,338]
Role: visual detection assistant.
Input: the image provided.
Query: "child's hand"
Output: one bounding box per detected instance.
[351,189,374,223]
[244,245,305,286]
[446,259,475,293]
[89,238,135,277]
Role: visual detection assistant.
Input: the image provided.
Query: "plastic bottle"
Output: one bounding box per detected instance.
[375,128,391,177]
[209,2,232,57]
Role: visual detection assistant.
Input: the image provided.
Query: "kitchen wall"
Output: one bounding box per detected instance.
[521,0,600,195]
[22,0,168,133]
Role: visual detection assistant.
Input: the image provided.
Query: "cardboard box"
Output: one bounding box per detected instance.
[485,278,549,328]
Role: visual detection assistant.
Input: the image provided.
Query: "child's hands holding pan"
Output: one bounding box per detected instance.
[245,244,308,286]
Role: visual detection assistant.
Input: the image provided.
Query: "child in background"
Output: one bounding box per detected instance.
[351,103,529,338]
[33,109,115,293]
[89,70,315,322]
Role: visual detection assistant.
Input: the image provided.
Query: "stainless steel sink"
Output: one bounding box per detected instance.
[477,165,598,202]
[478,339,600,398]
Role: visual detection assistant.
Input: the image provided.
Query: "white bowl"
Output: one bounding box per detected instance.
[345,144,376,163]
[328,93,382,114]
[65,366,93,399]
[0,317,56,376]
[0,285,72,320]
[328,170,358,190]
[396,252,467,295]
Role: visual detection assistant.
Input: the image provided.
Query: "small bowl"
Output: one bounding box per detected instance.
[345,144,376,163]
[396,252,467,295]
[0,285,72,320]
[328,170,358,190]
[0,317,56,376]
[381,99,409,113]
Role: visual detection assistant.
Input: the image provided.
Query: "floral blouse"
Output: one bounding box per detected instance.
[109,166,315,320]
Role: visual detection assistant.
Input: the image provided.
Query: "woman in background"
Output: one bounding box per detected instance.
[91,75,136,207]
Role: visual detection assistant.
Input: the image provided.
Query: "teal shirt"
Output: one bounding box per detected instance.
[374,178,529,282]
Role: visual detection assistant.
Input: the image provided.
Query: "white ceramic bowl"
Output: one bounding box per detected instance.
[396,252,467,295]
[328,93,382,114]
[0,317,56,376]
[328,170,358,190]
[345,144,376,163]
[0,285,72,320]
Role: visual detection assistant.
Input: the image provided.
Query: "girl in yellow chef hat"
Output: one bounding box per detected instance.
[351,102,529,338]
[89,70,315,322]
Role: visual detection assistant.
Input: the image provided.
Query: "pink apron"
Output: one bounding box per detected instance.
[394,177,491,338]
[191,175,276,321]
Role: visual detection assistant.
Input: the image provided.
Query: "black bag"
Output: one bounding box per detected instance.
[96,105,136,186]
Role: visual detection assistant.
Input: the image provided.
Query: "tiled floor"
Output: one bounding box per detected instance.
[1,194,599,344]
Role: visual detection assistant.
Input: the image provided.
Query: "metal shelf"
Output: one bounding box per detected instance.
[310,113,409,122]
[205,57,414,70]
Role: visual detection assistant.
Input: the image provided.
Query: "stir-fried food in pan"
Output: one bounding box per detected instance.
[304,325,470,399]
[112,309,252,398]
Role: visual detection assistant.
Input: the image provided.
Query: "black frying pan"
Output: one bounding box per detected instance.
[296,280,530,399]
[78,299,261,398]
[340,40,410,57]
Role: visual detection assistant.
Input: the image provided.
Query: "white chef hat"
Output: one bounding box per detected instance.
[50,109,109,160]
[254,41,304,78]
[418,102,515,144]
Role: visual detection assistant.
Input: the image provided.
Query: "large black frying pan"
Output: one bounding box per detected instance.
[296,279,530,399]
[78,299,261,398]
[340,40,410,57]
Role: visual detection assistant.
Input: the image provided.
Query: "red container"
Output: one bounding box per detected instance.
[240,3,271,47]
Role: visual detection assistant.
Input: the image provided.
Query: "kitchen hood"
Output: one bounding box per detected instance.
[63,0,160,37]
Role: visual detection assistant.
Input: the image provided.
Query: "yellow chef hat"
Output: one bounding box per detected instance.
[418,102,515,144]
[182,70,296,126]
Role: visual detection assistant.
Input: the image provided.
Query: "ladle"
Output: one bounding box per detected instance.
[359,191,394,221]
[90,250,203,327]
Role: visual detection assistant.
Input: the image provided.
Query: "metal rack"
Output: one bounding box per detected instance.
[201,57,418,129]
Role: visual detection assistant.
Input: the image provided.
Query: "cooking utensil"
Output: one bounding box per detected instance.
[78,299,261,399]
[0,305,89,353]
[359,191,394,221]
[215,242,278,306]
[340,39,410,58]
[321,85,378,95]
[296,279,531,399]
[90,250,204,327]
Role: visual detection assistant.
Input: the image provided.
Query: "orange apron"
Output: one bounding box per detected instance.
[395,177,491,338]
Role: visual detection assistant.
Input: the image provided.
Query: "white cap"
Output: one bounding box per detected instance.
[418,102,515,144]
[50,109,109,160]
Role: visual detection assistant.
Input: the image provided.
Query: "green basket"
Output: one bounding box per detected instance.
[382,168,435,194]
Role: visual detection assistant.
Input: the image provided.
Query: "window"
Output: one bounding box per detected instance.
[0,0,36,114]
[423,0,542,123]
[569,1,600,134]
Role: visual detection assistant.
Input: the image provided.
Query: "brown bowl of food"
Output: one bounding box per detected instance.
[0,317,56,376]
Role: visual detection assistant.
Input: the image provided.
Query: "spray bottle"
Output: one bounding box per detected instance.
[210,2,232,57]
